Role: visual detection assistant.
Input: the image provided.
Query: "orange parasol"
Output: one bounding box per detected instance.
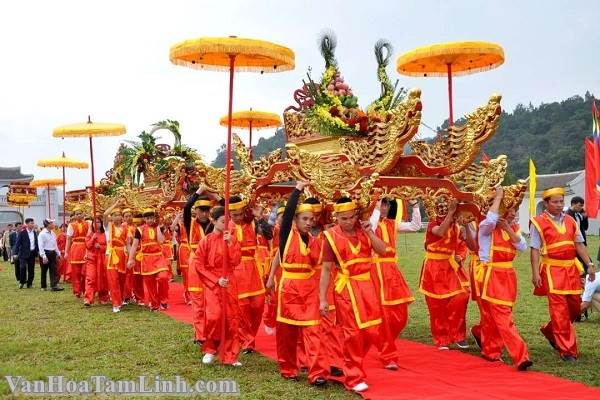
[397,41,504,126]
[30,178,65,218]
[170,35,294,346]
[219,109,281,158]
[52,116,126,218]
[37,153,89,224]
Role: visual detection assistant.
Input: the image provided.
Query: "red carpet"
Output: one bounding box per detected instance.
[164,282,600,400]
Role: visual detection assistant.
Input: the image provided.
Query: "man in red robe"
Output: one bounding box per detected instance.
[127,209,169,311]
[267,182,327,385]
[530,187,596,361]
[369,198,421,369]
[64,207,88,298]
[104,200,129,313]
[419,198,468,350]
[320,198,388,393]
[478,186,532,369]
[228,196,268,354]
[192,206,242,366]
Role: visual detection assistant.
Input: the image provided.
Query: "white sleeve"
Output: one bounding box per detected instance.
[370,208,381,232]
[66,224,74,237]
[397,206,421,232]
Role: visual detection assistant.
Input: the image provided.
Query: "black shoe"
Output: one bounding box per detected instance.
[242,348,254,355]
[51,287,64,292]
[540,328,558,350]
[283,375,298,381]
[561,355,577,362]
[160,303,168,310]
[330,366,343,377]
[193,339,204,346]
[84,302,91,307]
[19,284,24,289]
[312,377,327,386]
[26,285,32,288]
[517,360,533,371]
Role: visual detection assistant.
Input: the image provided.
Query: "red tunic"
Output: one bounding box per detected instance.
[162,228,174,261]
[419,219,465,298]
[137,225,167,275]
[177,222,191,269]
[277,226,322,326]
[530,213,583,295]
[256,234,270,279]
[323,225,382,329]
[107,222,128,273]
[69,221,88,265]
[233,221,265,299]
[373,219,415,305]
[481,224,520,306]
[193,231,241,292]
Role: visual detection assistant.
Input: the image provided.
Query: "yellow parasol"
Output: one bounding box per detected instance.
[30,178,65,218]
[397,41,504,126]
[219,109,281,159]
[37,152,89,224]
[52,116,126,218]
[170,35,294,345]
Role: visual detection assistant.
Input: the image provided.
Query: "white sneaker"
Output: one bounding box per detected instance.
[112,307,121,313]
[231,361,242,367]
[352,382,369,392]
[438,345,450,350]
[202,353,215,365]
[264,326,274,335]
[384,362,399,370]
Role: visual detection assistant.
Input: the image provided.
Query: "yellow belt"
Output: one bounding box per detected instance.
[541,256,584,273]
[108,246,125,265]
[241,256,255,261]
[282,269,315,280]
[334,270,370,294]
[375,257,397,263]
[425,251,460,272]
[72,238,85,243]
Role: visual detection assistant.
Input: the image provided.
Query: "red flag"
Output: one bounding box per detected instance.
[584,138,599,218]
[481,151,490,162]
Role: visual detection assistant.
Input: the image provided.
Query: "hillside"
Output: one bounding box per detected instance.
[213,93,597,181]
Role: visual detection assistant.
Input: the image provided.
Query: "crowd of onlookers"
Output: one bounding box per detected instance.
[1,219,67,291]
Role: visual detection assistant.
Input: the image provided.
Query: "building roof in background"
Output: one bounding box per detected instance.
[524,170,583,193]
[0,167,33,182]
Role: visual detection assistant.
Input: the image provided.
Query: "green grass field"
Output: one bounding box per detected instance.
[1,234,598,398]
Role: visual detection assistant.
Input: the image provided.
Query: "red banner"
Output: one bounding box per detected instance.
[584,138,599,218]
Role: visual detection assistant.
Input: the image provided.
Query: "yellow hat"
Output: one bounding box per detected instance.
[228,199,246,211]
[111,207,122,215]
[132,217,143,224]
[142,208,156,217]
[311,204,323,213]
[194,199,213,208]
[277,206,285,215]
[542,187,565,200]
[295,203,314,214]
[333,201,357,213]
[122,207,132,214]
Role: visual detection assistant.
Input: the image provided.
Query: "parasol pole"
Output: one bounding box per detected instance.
[47,184,51,218]
[87,116,97,218]
[221,53,236,350]
[447,63,453,127]
[62,165,66,225]
[248,118,253,161]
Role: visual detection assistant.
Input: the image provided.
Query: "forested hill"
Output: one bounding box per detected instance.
[213,93,597,181]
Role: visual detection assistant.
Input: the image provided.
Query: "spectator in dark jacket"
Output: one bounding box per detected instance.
[15,218,38,288]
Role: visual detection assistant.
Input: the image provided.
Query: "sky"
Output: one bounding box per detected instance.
[1,0,599,191]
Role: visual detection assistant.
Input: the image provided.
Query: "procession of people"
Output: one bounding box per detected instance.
[9,181,594,394]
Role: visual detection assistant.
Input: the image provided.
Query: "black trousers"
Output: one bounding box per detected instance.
[19,254,36,286]
[41,251,59,289]
[14,256,20,281]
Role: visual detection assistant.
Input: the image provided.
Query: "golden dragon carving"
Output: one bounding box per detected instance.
[410,93,502,174]
[450,155,507,194]
[339,88,422,174]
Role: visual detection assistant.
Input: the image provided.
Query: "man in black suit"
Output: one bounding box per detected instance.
[10,222,22,283]
[15,218,38,288]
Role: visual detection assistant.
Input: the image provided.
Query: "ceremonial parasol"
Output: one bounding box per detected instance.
[219,109,281,159]
[29,178,65,218]
[52,116,126,218]
[396,41,504,126]
[37,153,89,224]
[170,35,294,346]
